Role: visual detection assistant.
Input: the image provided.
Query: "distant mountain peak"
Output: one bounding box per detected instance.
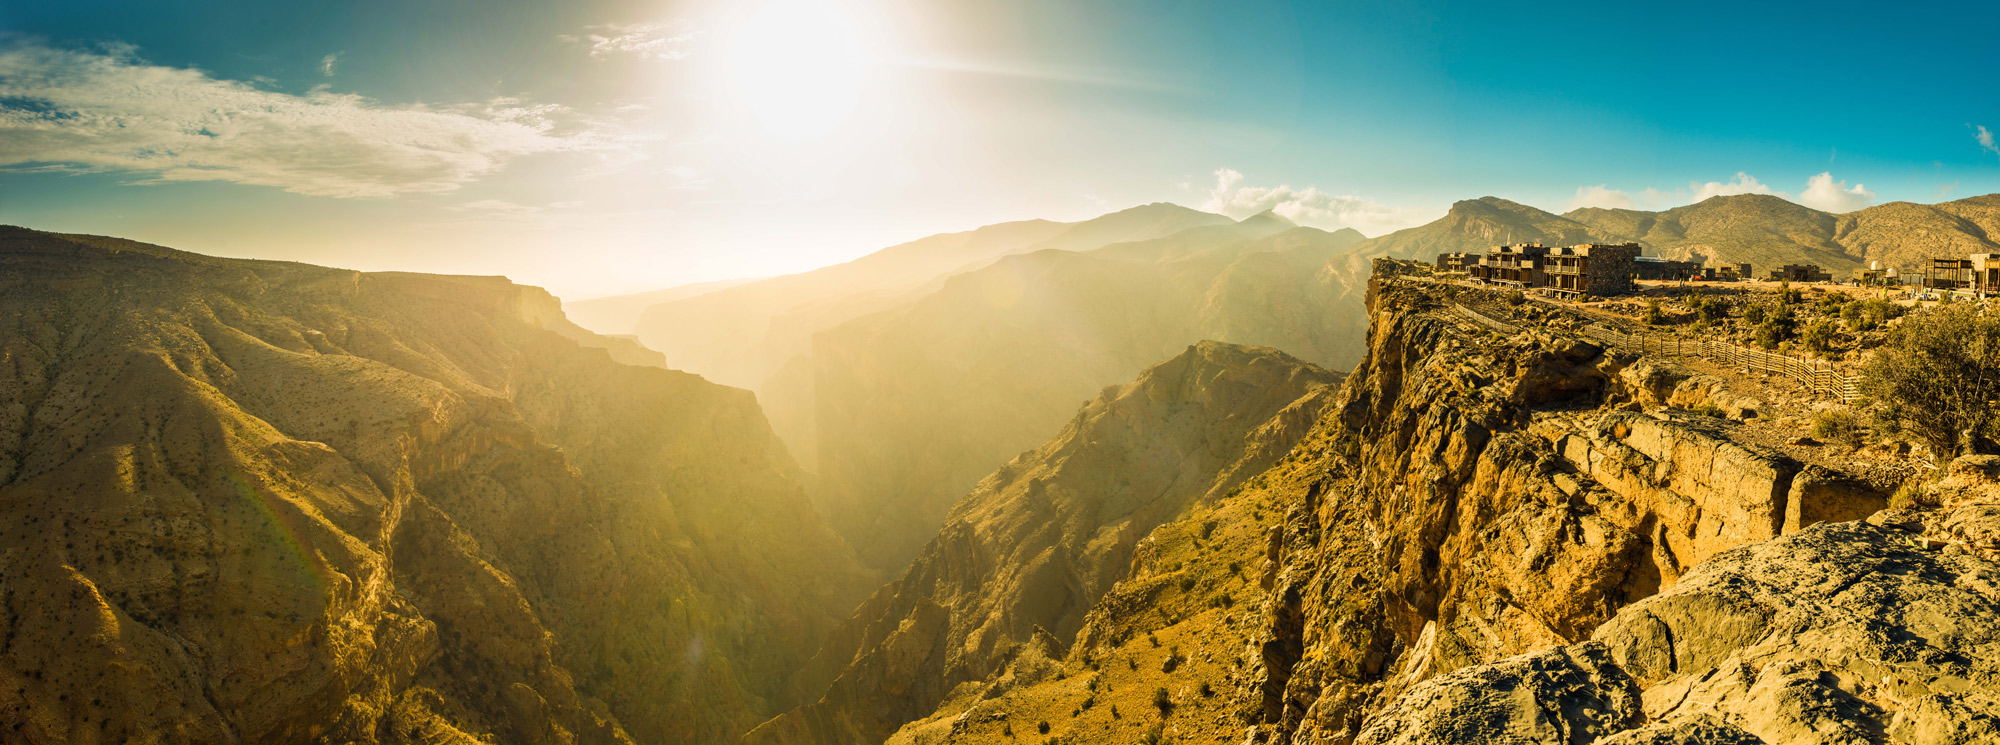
[1239,209,1298,228]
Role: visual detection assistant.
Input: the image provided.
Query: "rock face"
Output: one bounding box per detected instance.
[745,342,1342,745]
[1353,642,1643,745]
[1364,520,2000,744]
[1245,276,1893,745]
[0,227,870,745]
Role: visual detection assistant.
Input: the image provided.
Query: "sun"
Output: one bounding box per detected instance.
[726,0,872,143]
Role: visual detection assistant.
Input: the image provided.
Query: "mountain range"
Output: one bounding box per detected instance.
[590,191,2000,577]
[6,199,2000,745]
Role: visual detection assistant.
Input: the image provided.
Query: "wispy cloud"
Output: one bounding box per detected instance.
[319,51,341,77]
[1978,125,1999,158]
[1199,168,1437,236]
[0,40,634,198]
[560,21,696,60]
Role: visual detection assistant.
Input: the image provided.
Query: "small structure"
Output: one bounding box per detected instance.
[1435,252,1476,273]
[1633,256,1703,281]
[1768,264,1834,283]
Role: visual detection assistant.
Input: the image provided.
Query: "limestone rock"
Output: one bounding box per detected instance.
[1354,642,1642,745]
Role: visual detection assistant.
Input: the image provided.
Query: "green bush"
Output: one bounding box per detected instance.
[1697,297,1729,324]
[1801,318,1838,353]
[1744,303,1768,324]
[1810,409,1863,447]
[1861,303,2000,462]
[1152,687,1173,714]
[1644,299,1666,325]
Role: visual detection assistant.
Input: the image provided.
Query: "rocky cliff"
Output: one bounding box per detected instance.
[845,269,1994,745]
[0,227,870,745]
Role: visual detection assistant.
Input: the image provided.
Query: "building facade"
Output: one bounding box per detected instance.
[1769,264,1834,283]
[1456,242,1639,296]
[1632,256,1703,281]
[1435,252,1476,273]
[1925,254,2000,293]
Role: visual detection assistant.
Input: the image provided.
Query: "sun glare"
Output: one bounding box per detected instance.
[727,0,872,143]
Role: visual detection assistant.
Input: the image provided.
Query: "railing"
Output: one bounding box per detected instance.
[1453,304,1521,334]
[1583,324,1863,402]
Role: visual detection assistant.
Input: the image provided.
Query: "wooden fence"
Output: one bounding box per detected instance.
[1582,324,1862,402]
[1453,304,1521,334]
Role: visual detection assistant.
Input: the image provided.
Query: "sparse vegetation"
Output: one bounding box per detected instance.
[1889,478,1940,509]
[1689,402,1727,419]
[1810,409,1864,448]
[1152,686,1173,714]
[1801,318,1837,354]
[1861,303,2000,462]
[1754,306,1796,349]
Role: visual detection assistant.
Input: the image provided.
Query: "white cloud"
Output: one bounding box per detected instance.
[1199,168,1435,236]
[1979,125,1999,158]
[0,41,632,198]
[1565,185,1636,211]
[319,52,341,77]
[561,22,696,60]
[1690,172,1780,202]
[1795,171,1875,212]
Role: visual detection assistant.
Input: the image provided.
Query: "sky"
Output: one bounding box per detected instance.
[2,0,1997,299]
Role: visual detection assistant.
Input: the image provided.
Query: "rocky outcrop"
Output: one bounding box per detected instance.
[0,227,869,745]
[1361,520,2000,744]
[1245,277,1892,745]
[746,342,1341,745]
[1353,642,1642,745]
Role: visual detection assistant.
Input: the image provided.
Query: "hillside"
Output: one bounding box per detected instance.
[1561,192,2000,273]
[783,217,1368,573]
[0,227,870,745]
[745,342,1342,745]
[768,267,1999,745]
[625,203,1233,396]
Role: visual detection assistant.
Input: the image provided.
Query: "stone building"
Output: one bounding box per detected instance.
[1435,252,1476,273]
[1768,264,1834,283]
[1632,256,1703,281]
[1457,242,1639,296]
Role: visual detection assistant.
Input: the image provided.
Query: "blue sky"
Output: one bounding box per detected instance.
[2,0,1997,298]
